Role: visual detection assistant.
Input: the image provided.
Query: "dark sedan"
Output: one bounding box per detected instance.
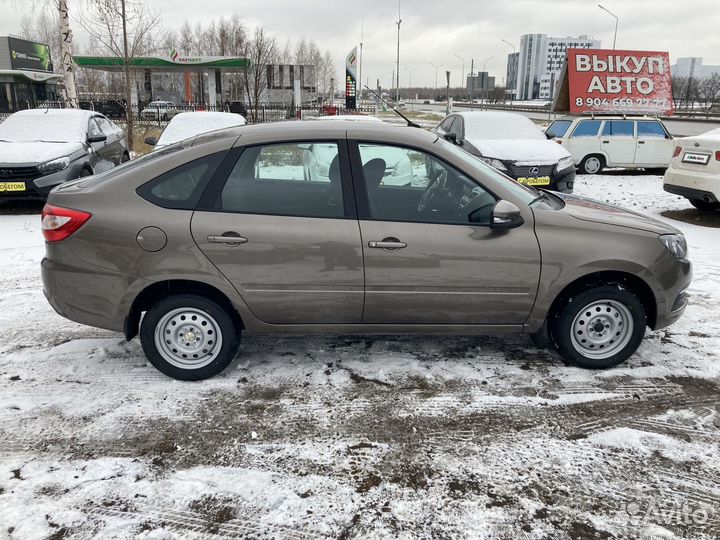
[0,108,128,199]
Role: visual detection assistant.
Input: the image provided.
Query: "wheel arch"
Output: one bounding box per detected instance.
[580,152,607,172]
[124,279,244,341]
[546,270,657,332]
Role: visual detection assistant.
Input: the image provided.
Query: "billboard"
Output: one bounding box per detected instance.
[345,47,357,110]
[565,49,673,115]
[8,37,53,72]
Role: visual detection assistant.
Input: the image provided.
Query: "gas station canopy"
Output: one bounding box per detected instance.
[73,55,250,71]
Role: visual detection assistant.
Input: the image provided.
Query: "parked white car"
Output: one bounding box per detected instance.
[547,116,674,175]
[663,127,720,211]
[140,101,179,121]
[146,111,246,149]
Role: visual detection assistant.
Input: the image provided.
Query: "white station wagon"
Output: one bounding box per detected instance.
[547,116,674,175]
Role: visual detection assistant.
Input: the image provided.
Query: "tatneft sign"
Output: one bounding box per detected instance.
[566,49,673,115]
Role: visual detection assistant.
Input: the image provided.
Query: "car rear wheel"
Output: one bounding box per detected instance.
[140,294,240,380]
[580,155,604,175]
[551,285,646,369]
[689,198,720,211]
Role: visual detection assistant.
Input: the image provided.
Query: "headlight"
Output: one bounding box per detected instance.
[557,156,575,171]
[38,157,70,175]
[659,234,688,260]
[479,157,507,171]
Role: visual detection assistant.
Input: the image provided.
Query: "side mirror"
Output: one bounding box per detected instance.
[87,134,107,143]
[443,132,458,145]
[545,131,556,140]
[144,136,158,146]
[490,200,524,229]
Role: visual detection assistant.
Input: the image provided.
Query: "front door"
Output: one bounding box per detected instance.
[600,120,637,166]
[353,142,542,325]
[191,141,364,324]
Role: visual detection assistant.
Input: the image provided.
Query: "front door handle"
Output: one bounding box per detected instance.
[368,238,407,250]
[208,233,248,245]
[602,140,610,144]
[638,141,646,144]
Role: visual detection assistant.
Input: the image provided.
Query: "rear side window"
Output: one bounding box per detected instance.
[602,121,634,137]
[137,152,225,210]
[218,142,344,218]
[637,121,667,138]
[547,120,572,138]
[571,120,602,137]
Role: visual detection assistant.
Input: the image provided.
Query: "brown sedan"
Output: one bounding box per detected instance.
[41,121,691,380]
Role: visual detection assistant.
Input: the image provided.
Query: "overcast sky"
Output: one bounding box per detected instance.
[2,0,719,88]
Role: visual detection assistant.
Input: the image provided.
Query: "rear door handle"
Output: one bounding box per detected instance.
[208,234,248,245]
[368,239,407,250]
[638,141,646,144]
[602,140,610,144]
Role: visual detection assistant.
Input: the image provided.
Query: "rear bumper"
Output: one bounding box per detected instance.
[664,169,720,202]
[42,253,141,333]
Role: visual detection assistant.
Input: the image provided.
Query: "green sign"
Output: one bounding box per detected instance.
[8,37,52,72]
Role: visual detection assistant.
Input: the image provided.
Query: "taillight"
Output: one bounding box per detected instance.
[673,146,682,158]
[716,151,720,161]
[41,204,91,242]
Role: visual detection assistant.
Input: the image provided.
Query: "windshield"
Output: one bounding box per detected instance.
[547,120,572,138]
[463,113,546,141]
[0,111,88,143]
[435,136,538,204]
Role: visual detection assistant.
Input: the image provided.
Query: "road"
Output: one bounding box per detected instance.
[412,102,720,137]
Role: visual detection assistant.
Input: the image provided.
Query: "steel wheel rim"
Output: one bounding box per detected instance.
[154,307,223,369]
[585,157,601,174]
[570,299,634,360]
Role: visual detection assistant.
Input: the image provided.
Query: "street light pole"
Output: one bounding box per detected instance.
[405,66,419,110]
[395,0,401,104]
[429,62,444,94]
[454,54,465,100]
[598,4,618,49]
[482,55,494,107]
[501,39,516,102]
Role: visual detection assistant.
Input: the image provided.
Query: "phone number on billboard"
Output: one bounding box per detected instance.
[576,97,669,108]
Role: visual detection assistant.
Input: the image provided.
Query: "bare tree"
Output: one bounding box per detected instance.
[242,26,278,121]
[78,0,163,150]
[698,73,720,112]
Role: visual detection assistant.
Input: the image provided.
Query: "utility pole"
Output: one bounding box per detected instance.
[454,54,465,100]
[358,22,364,106]
[469,58,475,105]
[121,0,134,150]
[501,39,516,101]
[405,66,419,110]
[482,55,494,107]
[395,0,401,104]
[598,4,619,49]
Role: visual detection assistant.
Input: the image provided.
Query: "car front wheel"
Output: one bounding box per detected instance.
[551,285,646,369]
[140,294,240,380]
[579,155,604,175]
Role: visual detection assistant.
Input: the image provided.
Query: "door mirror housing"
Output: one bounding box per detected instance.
[87,134,107,144]
[443,132,458,145]
[545,131,556,140]
[144,136,158,146]
[490,200,524,229]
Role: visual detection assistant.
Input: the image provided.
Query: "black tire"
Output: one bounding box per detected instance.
[648,167,667,175]
[550,285,646,369]
[579,154,604,175]
[140,294,240,380]
[689,198,720,211]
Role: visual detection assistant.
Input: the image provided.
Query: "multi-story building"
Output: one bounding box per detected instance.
[466,72,495,99]
[509,34,600,101]
[671,58,720,81]
[505,52,519,99]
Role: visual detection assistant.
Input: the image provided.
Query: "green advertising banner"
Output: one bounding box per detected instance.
[8,37,53,72]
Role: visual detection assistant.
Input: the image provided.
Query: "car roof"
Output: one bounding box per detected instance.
[562,115,662,121]
[196,119,438,148]
[11,108,100,121]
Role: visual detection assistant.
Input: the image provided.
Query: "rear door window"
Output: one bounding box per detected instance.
[602,121,635,137]
[637,121,668,138]
[218,142,345,218]
[571,120,602,138]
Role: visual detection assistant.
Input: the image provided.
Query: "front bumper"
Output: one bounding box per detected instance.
[0,164,87,200]
[650,256,692,330]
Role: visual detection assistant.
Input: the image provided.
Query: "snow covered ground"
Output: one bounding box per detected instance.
[0,173,719,540]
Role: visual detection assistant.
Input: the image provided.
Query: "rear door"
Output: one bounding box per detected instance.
[635,120,674,168]
[191,140,364,324]
[600,120,636,166]
[87,117,115,173]
[351,141,541,325]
